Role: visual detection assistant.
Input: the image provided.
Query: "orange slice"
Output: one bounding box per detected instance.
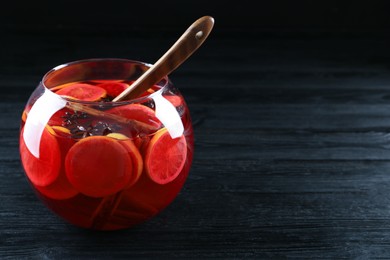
[21,109,28,123]
[19,126,61,187]
[108,104,161,129]
[56,83,107,101]
[49,82,82,92]
[163,95,184,107]
[107,133,143,187]
[52,125,71,136]
[90,79,124,84]
[65,136,132,198]
[134,135,151,155]
[35,169,78,200]
[145,128,187,184]
[138,87,156,98]
[35,125,78,199]
[97,82,129,97]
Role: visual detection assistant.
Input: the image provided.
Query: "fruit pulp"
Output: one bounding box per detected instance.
[19,80,194,230]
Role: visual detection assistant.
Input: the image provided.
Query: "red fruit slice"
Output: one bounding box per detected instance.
[134,135,151,155]
[138,88,156,98]
[163,95,184,107]
[21,109,28,123]
[36,126,78,199]
[50,82,81,92]
[145,128,187,184]
[90,79,124,84]
[20,126,61,187]
[56,83,107,101]
[51,125,71,137]
[35,169,78,200]
[97,82,129,97]
[65,136,133,198]
[108,103,161,129]
[107,133,143,187]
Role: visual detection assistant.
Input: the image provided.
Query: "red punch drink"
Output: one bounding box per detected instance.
[19,59,194,230]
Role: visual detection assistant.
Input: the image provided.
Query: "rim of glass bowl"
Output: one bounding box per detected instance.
[42,58,170,106]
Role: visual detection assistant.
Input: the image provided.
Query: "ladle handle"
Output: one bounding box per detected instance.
[113,15,214,101]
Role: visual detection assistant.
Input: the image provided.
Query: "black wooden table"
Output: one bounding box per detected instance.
[2,23,390,258]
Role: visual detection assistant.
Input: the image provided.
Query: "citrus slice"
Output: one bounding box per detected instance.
[134,136,151,155]
[35,169,78,200]
[50,82,82,92]
[163,95,184,107]
[21,109,28,123]
[138,87,156,98]
[145,128,187,184]
[51,126,76,158]
[65,136,133,198]
[108,103,161,136]
[56,83,107,101]
[36,126,78,199]
[51,125,71,136]
[19,126,61,187]
[108,104,161,129]
[122,141,142,188]
[90,79,124,84]
[107,133,143,187]
[97,82,129,97]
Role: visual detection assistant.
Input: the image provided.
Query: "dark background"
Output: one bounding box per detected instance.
[2,0,390,35]
[3,1,390,259]
[2,0,390,78]
[3,0,390,92]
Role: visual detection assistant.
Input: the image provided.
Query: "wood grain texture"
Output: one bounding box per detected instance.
[2,25,390,258]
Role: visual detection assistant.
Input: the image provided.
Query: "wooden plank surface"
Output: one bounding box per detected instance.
[2,25,390,258]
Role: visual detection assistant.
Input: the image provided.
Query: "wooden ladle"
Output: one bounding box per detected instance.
[113,15,214,101]
[67,16,214,129]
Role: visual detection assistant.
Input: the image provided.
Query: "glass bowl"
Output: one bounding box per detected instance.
[19,58,194,230]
